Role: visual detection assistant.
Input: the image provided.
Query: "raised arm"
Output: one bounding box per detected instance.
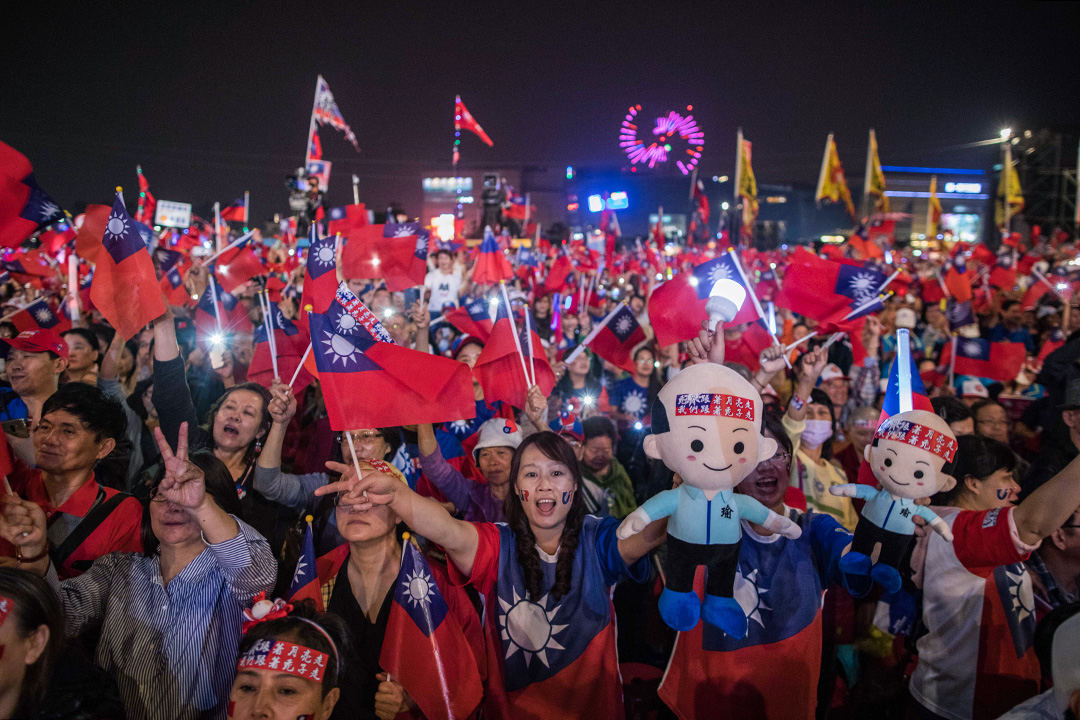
[150,307,203,448]
[315,462,480,576]
[786,347,827,423]
[1012,450,1080,546]
[416,424,481,514]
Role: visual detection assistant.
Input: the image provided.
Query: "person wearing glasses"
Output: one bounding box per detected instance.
[254,380,402,553]
[655,409,861,720]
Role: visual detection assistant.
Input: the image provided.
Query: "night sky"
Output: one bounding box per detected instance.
[3,1,1078,224]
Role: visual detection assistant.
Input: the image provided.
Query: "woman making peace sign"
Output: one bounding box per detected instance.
[0,422,277,720]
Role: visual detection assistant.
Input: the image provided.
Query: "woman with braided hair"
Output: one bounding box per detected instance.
[315,431,668,720]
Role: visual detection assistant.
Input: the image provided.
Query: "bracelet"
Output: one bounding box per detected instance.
[790,394,806,411]
[17,543,49,564]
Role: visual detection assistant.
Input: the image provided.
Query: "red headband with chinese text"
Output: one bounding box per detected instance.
[874,418,957,463]
[237,640,327,683]
[675,393,755,422]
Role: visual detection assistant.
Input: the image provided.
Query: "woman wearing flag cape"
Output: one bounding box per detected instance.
[315,431,668,720]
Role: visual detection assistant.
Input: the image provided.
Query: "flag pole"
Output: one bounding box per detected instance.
[524,305,536,386]
[861,129,875,221]
[1002,142,1013,236]
[688,165,698,202]
[815,134,832,206]
[352,174,360,206]
[214,202,224,252]
[208,276,223,337]
[260,291,280,380]
[522,193,531,234]
[199,230,255,267]
[67,254,80,324]
[927,175,937,239]
[948,335,957,389]
[564,303,622,365]
[289,344,312,388]
[734,128,744,247]
[896,328,913,413]
[498,283,532,390]
[243,191,250,226]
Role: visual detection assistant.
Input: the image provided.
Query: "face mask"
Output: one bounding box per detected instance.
[801,419,833,449]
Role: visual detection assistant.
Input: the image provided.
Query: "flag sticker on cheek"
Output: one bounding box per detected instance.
[519,490,529,503]
[0,594,10,629]
[562,491,573,505]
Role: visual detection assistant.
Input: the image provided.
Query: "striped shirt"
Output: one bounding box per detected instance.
[50,517,277,720]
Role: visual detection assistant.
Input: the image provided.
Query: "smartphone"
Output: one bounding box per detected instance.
[404,287,421,308]
[2,418,29,439]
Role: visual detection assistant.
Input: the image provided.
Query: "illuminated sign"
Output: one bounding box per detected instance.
[155,200,192,228]
[586,192,629,213]
[587,195,604,212]
[944,182,982,194]
[422,177,473,193]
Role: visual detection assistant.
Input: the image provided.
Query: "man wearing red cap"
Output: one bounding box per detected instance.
[1,330,68,464]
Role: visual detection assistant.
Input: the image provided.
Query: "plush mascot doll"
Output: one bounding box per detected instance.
[829,409,957,593]
[617,362,802,639]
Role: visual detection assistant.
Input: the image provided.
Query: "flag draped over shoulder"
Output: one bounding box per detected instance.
[379,539,484,720]
[0,142,66,248]
[816,133,856,219]
[89,192,166,340]
[310,283,475,429]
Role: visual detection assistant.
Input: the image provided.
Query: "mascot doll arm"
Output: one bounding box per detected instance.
[915,505,954,541]
[617,490,677,540]
[829,483,875,500]
[733,494,803,539]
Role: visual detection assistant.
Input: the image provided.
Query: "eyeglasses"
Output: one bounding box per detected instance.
[341,432,383,444]
[764,451,791,467]
[149,487,169,503]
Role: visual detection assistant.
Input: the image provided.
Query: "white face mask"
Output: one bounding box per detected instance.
[801,419,833,449]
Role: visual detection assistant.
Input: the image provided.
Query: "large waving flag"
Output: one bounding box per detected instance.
[89,192,166,340]
[0,142,66,248]
[940,337,1026,383]
[327,203,368,238]
[815,133,856,219]
[310,283,475,429]
[210,233,265,294]
[311,75,360,152]
[454,95,494,147]
[471,226,514,285]
[10,299,68,334]
[582,303,647,373]
[775,247,888,322]
[865,129,890,213]
[648,250,761,347]
[341,222,429,291]
[474,292,556,409]
[379,538,483,720]
[288,517,323,611]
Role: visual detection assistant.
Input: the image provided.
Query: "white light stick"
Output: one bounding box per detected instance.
[199,230,255,267]
[67,254,80,323]
[497,283,532,390]
[767,301,777,336]
[289,344,312,388]
[896,328,913,413]
[563,303,621,366]
[705,279,746,331]
[524,304,536,386]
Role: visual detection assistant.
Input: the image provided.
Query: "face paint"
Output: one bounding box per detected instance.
[996,488,1009,500]
[226,700,235,719]
[0,594,10,628]
[561,490,573,505]
[519,489,529,503]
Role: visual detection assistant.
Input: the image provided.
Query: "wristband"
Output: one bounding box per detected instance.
[17,543,49,564]
[790,394,806,411]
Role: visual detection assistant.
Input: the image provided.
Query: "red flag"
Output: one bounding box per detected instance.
[341,223,427,291]
[379,540,484,720]
[74,204,111,263]
[1020,280,1052,310]
[648,253,761,347]
[474,296,555,408]
[586,304,647,373]
[969,243,997,268]
[40,222,76,254]
[944,259,973,303]
[775,247,887,322]
[219,198,246,223]
[1038,329,1065,362]
[327,203,368,237]
[471,228,514,285]
[692,180,710,225]
[287,520,322,611]
[454,96,494,147]
[159,261,192,307]
[989,254,1017,290]
[9,299,69,334]
[0,142,65,248]
[940,338,1026,383]
[90,193,167,340]
[539,254,573,295]
[443,297,495,342]
[310,285,475,429]
[0,433,13,481]
[214,244,266,294]
[135,166,156,224]
[867,218,896,246]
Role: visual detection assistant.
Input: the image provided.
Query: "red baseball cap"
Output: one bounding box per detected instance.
[2,329,69,359]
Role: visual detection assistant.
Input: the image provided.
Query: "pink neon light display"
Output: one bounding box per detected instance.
[619,104,705,175]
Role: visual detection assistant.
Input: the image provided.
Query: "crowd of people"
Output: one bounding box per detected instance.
[0,211,1079,720]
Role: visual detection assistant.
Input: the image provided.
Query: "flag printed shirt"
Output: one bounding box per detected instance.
[608,377,651,424]
[910,506,1041,720]
[659,510,852,720]
[450,516,648,720]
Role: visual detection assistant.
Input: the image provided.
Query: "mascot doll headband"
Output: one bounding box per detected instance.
[674,393,756,421]
[874,417,957,463]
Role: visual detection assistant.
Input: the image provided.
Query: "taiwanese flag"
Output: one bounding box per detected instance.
[454,95,494,147]
[159,261,191,307]
[249,300,313,392]
[989,252,1018,290]
[539,253,574,295]
[944,256,973,302]
[287,519,323,611]
[754,266,779,302]
[443,295,495,341]
[471,227,514,285]
[866,218,896,247]
[941,337,1026,383]
[1020,280,1052,311]
[1,249,54,287]
[474,294,556,409]
[89,192,167,340]
[379,540,483,720]
[10,299,68,334]
[40,221,76,255]
[135,165,155,224]
[308,128,323,161]
[946,299,976,331]
[194,277,239,340]
[504,195,533,220]
[648,251,761,347]
[586,304,646,373]
[1038,328,1065,362]
[341,222,428,291]
[775,247,887,322]
[219,198,247,223]
[299,223,338,332]
[211,233,265,294]
[0,142,66,248]
[310,283,475,429]
[970,243,997,268]
[327,203,368,237]
[723,320,776,373]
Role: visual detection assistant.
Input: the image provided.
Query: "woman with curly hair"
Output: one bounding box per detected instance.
[315,431,668,720]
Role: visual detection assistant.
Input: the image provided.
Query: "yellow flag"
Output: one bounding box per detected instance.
[867,130,890,213]
[816,134,856,219]
[995,148,1024,226]
[737,138,758,231]
[928,175,942,236]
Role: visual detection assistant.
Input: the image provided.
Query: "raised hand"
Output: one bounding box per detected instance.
[758,344,787,376]
[796,347,829,386]
[524,384,547,429]
[0,495,47,554]
[153,422,207,510]
[267,380,297,425]
[316,460,403,509]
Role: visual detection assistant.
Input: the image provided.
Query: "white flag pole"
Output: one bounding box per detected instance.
[289,344,312,388]
[498,283,532,389]
[564,303,622,365]
[199,230,255,267]
[524,305,536,387]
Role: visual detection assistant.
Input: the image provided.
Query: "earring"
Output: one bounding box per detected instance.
[253,438,263,454]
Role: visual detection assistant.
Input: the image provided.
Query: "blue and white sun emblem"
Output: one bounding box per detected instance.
[622,389,646,416]
[962,340,983,356]
[313,242,335,268]
[391,226,415,237]
[1005,568,1034,622]
[707,263,733,285]
[34,307,53,324]
[449,419,471,434]
[401,566,435,609]
[734,567,771,628]
[38,200,60,222]
[320,329,361,367]
[334,312,358,335]
[104,212,130,243]
[291,558,308,586]
[847,271,879,299]
[614,315,633,336]
[499,589,568,669]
